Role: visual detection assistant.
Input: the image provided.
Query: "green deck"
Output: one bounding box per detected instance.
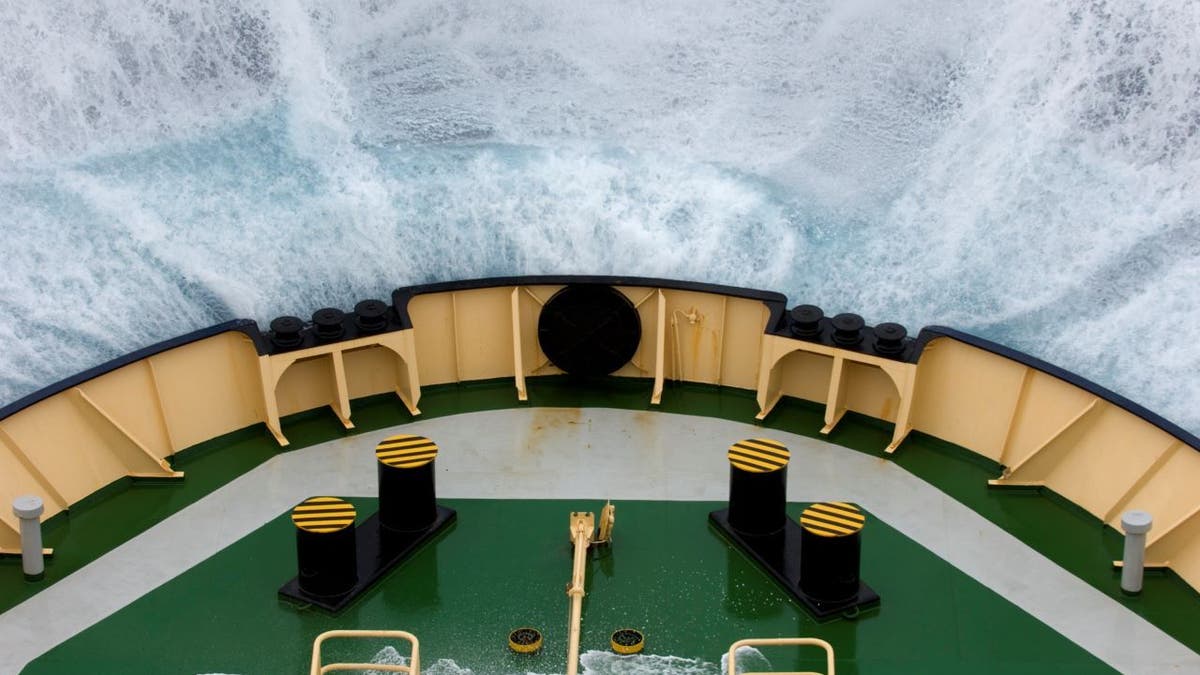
[4,376,1200,672]
[24,499,1114,674]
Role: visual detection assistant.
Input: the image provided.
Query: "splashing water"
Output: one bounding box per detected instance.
[2,0,1198,434]
[359,645,771,675]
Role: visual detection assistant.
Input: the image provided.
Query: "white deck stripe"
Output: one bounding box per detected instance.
[1,408,1197,674]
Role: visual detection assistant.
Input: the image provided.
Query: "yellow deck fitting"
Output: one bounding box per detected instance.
[726,636,835,675]
[594,501,616,544]
[310,629,419,675]
[561,502,618,675]
[610,628,645,655]
[508,628,544,654]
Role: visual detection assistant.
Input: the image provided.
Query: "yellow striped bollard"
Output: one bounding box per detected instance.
[798,501,866,603]
[376,434,439,532]
[726,438,790,536]
[292,496,358,597]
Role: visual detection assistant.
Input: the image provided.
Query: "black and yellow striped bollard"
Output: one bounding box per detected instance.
[292,496,358,597]
[799,502,866,603]
[727,438,790,536]
[376,434,439,532]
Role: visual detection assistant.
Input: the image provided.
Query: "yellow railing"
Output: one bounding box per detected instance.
[727,637,835,675]
[310,629,420,675]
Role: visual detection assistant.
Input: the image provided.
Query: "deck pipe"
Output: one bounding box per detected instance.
[1121,510,1153,594]
[12,496,44,581]
[565,513,593,675]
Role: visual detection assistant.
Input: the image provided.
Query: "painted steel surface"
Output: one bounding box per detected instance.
[799,503,866,538]
[376,435,439,469]
[291,497,357,534]
[727,439,790,473]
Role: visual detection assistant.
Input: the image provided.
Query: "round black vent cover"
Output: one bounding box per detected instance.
[538,285,641,376]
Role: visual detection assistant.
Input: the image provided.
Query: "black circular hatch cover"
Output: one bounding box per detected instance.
[537,285,642,376]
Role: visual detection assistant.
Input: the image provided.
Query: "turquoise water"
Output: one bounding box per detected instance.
[1,1,1198,435]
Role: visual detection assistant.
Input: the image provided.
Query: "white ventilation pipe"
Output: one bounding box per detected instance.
[1120,510,1153,595]
[12,495,45,581]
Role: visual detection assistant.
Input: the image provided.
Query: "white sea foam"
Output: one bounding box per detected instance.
[368,645,479,675]
[0,0,1197,435]
[361,645,771,675]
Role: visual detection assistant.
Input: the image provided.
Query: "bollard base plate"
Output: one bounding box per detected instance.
[709,508,879,621]
[279,504,456,613]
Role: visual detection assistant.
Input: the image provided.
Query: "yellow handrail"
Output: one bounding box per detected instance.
[310,629,420,675]
[727,637,835,675]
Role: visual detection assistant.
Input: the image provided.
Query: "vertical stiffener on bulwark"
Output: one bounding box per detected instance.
[709,439,879,620]
[278,434,457,613]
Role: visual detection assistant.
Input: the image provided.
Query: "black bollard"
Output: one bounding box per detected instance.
[726,438,790,536]
[269,316,305,351]
[830,314,865,347]
[280,448,457,612]
[354,299,390,333]
[799,502,865,603]
[291,496,358,597]
[376,434,439,532]
[312,308,346,341]
[789,305,824,339]
[711,478,879,619]
[872,322,907,358]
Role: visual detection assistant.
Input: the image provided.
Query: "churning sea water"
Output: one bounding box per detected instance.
[1,1,1197,435]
